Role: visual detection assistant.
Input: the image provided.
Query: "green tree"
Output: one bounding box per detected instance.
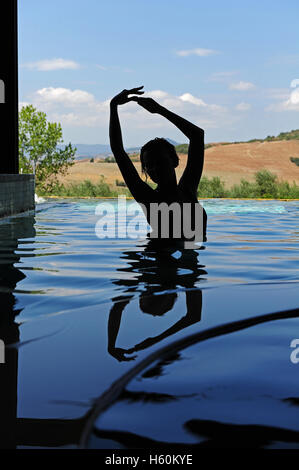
[19,105,76,191]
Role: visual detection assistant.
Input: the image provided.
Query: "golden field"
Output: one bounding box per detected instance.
[59,140,299,189]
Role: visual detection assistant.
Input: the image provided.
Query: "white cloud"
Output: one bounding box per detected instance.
[22,58,80,71]
[176,48,219,57]
[50,112,101,127]
[35,87,95,106]
[146,90,169,100]
[23,86,237,144]
[144,90,226,114]
[235,102,251,111]
[286,88,299,106]
[179,93,207,107]
[229,81,255,91]
[290,79,299,88]
[281,88,299,110]
[266,88,299,112]
[19,101,30,110]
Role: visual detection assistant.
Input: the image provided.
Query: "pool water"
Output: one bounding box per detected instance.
[0,198,298,449]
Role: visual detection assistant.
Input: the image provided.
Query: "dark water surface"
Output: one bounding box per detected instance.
[0,198,298,449]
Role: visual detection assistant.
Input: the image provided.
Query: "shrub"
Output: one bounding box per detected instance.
[175,144,189,154]
[277,181,299,199]
[230,179,258,198]
[105,156,116,163]
[290,157,299,166]
[37,170,299,199]
[197,176,228,198]
[37,176,130,197]
[115,179,127,187]
[254,169,278,198]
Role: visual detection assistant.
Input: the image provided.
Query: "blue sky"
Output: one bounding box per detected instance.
[19,0,299,146]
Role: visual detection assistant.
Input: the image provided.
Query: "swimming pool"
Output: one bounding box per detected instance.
[0,198,298,449]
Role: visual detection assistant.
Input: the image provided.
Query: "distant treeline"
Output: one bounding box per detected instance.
[266,129,299,141]
[38,170,299,199]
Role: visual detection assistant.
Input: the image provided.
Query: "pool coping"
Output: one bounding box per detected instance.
[39,196,299,201]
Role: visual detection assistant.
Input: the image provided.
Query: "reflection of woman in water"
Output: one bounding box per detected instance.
[107,248,207,361]
[109,86,207,243]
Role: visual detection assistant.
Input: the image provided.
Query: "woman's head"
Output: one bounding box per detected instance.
[140,138,179,183]
[139,292,177,316]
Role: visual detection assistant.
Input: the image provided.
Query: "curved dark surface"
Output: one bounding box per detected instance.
[83,307,299,449]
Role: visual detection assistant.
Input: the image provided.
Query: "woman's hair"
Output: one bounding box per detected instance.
[140,138,179,175]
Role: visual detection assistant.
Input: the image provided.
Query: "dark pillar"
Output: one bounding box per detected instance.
[0,0,19,174]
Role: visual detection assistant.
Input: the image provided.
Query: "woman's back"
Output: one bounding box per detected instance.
[139,184,207,243]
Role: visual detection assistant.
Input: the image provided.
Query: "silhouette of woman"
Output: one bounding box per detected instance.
[109,86,207,244]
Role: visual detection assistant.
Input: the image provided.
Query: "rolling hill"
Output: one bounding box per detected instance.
[59,138,299,189]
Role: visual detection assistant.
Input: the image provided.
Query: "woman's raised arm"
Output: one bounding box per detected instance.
[109,87,153,201]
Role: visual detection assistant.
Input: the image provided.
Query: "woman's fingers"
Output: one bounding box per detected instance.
[129,91,144,96]
[127,86,144,95]
[130,86,144,91]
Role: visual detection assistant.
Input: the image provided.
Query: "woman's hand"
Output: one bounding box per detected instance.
[108,346,137,362]
[132,96,162,114]
[110,86,144,106]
